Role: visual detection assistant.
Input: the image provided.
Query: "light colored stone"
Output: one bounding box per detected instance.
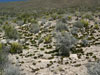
[70,54,78,60]
[1,39,7,44]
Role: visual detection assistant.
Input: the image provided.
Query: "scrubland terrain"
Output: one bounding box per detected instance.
[0,0,100,75]
[0,9,100,75]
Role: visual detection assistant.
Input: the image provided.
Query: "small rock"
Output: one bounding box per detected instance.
[1,39,7,44]
[70,54,78,60]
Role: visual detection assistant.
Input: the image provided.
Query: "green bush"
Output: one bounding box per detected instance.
[2,24,19,39]
[10,42,23,54]
[67,16,72,21]
[44,34,52,43]
[81,19,89,27]
[94,24,99,29]
[0,20,3,25]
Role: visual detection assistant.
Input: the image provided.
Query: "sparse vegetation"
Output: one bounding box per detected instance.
[4,65,20,75]
[81,39,89,47]
[0,2,100,75]
[29,23,40,34]
[81,19,89,28]
[0,43,3,64]
[44,34,52,44]
[2,24,19,39]
[71,27,79,35]
[73,21,84,28]
[56,22,69,32]
[86,61,100,75]
[10,42,23,54]
[56,32,77,56]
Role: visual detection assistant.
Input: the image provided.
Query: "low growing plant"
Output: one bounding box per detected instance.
[44,34,52,44]
[0,43,9,74]
[81,19,89,28]
[9,42,23,54]
[29,23,40,34]
[4,64,20,75]
[2,24,19,39]
[86,61,100,75]
[56,32,77,56]
[56,22,69,32]
[73,21,84,28]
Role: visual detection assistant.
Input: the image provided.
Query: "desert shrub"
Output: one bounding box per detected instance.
[9,42,23,54]
[0,43,7,65]
[0,70,3,75]
[71,27,79,35]
[0,43,9,74]
[12,19,17,23]
[56,9,65,14]
[0,26,3,32]
[56,22,69,32]
[38,37,43,45]
[23,18,28,24]
[61,17,68,23]
[86,61,100,75]
[44,34,52,44]
[67,16,72,21]
[0,43,3,61]
[0,43,3,50]
[0,20,3,25]
[30,19,37,23]
[73,21,84,28]
[56,32,77,56]
[82,13,94,20]
[94,24,99,29]
[60,15,72,23]
[51,13,59,20]
[16,20,24,25]
[81,19,89,28]
[0,42,20,75]
[40,19,47,25]
[81,38,89,47]
[2,24,19,39]
[4,65,20,75]
[29,23,40,34]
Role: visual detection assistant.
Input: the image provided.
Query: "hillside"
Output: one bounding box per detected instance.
[0,0,100,75]
[0,9,100,75]
[0,0,100,10]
